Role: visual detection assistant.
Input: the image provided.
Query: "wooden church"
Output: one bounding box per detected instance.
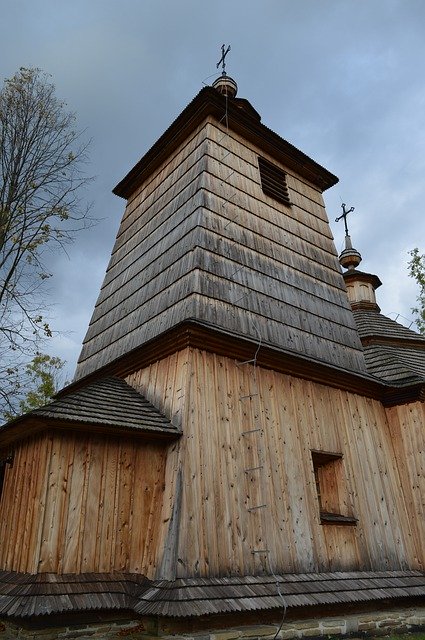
[0,68,424,639]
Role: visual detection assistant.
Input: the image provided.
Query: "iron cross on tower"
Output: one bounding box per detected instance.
[335,203,355,237]
[217,44,231,75]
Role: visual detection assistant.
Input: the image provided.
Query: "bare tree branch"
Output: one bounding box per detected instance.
[0,67,94,416]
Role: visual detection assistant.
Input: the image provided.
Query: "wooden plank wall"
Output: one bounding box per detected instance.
[0,350,422,581]
[128,349,423,579]
[75,112,366,380]
[0,432,166,576]
[386,402,425,565]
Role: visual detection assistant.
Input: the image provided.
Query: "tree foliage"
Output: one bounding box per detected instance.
[0,67,92,414]
[3,353,65,422]
[408,248,425,335]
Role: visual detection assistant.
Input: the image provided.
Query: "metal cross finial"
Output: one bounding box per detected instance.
[217,44,231,75]
[335,203,355,237]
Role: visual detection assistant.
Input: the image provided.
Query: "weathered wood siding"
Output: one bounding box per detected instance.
[1,351,422,581]
[0,432,167,576]
[386,401,425,566]
[76,114,366,380]
[127,349,423,580]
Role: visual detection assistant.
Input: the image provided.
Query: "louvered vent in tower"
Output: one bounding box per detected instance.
[258,156,291,205]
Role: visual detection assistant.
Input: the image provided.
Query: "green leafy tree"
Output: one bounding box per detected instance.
[0,67,92,414]
[3,353,65,422]
[408,248,425,335]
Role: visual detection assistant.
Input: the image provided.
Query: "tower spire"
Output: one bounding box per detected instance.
[336,203,362,271]
[216,44,231,76]
[212,44,238,98]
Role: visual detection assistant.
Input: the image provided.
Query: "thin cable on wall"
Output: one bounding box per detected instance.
[213,75,288,632]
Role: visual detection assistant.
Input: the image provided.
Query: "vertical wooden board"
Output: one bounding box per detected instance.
[223,356,248,574]
[163,352,178,420]
[7,443,31,570]
[0,442,23,569]
[0,443,24,569]
[184,348,210,575]
[62,435,89,573]
[386,403,425,567]
[10,441,32,572]
[285,377,317,572]
[400,403,422,559]
[184,347,217,576]
[140,444,167,575]
[38,432,62,572]
[278,373,310,571]
[94,435,112,572]
[39,433,70,572]
[260,369,297,573]
[337,390,381,569]
[96,435,119,572]
[322,524,359,571]
[340,392,410,570]
[290,377,325,569]
[27,433,53,573]
[54,434,74,574]
[113,438,134,572]
[359,397,412,567]
[80,436,107,572]
[130,443,153,573]
[29,434,52,573]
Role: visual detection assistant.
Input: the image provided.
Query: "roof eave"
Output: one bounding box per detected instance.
[0,415,181,450]
[113,86,338,200]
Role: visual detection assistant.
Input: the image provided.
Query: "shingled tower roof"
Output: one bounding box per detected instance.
[74,85,368,381]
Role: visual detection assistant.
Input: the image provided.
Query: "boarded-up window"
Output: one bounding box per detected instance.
[311,450,357,526]
[258,157,291,205]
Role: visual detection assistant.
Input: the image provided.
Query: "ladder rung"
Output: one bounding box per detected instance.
[247,504,267,512]
[239,393,259,399]
[244,466,263,473]
[241,428,261,435]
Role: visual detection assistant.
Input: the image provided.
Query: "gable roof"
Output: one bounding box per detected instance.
[0,377,179,441]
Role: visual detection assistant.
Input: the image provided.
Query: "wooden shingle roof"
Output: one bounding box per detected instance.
[0,570,424,619]
[363,344,425,384]
[1,377,179,438]
[354,310,425,345]
[74,86,367,381]
[113,87,338,199]
[353,310,425,385]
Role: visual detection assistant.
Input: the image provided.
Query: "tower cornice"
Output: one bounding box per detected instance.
[113,86,338,199]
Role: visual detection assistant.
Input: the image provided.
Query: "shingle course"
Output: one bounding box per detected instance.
[353,310,425,384]
[1,377,179,436]
[0,570,424,619]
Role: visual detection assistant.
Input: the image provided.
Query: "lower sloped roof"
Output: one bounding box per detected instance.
[354,310,425,344]
[363,344,425,384]
[1,377,180,438]
[0,570,424,619]
[353,310,425,386]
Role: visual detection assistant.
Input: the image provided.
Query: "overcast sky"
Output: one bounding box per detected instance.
[2,0,424,382]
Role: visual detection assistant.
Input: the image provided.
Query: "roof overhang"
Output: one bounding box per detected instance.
[52,321,425,410]
[113,86,339,199]
[0,569,424,623]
